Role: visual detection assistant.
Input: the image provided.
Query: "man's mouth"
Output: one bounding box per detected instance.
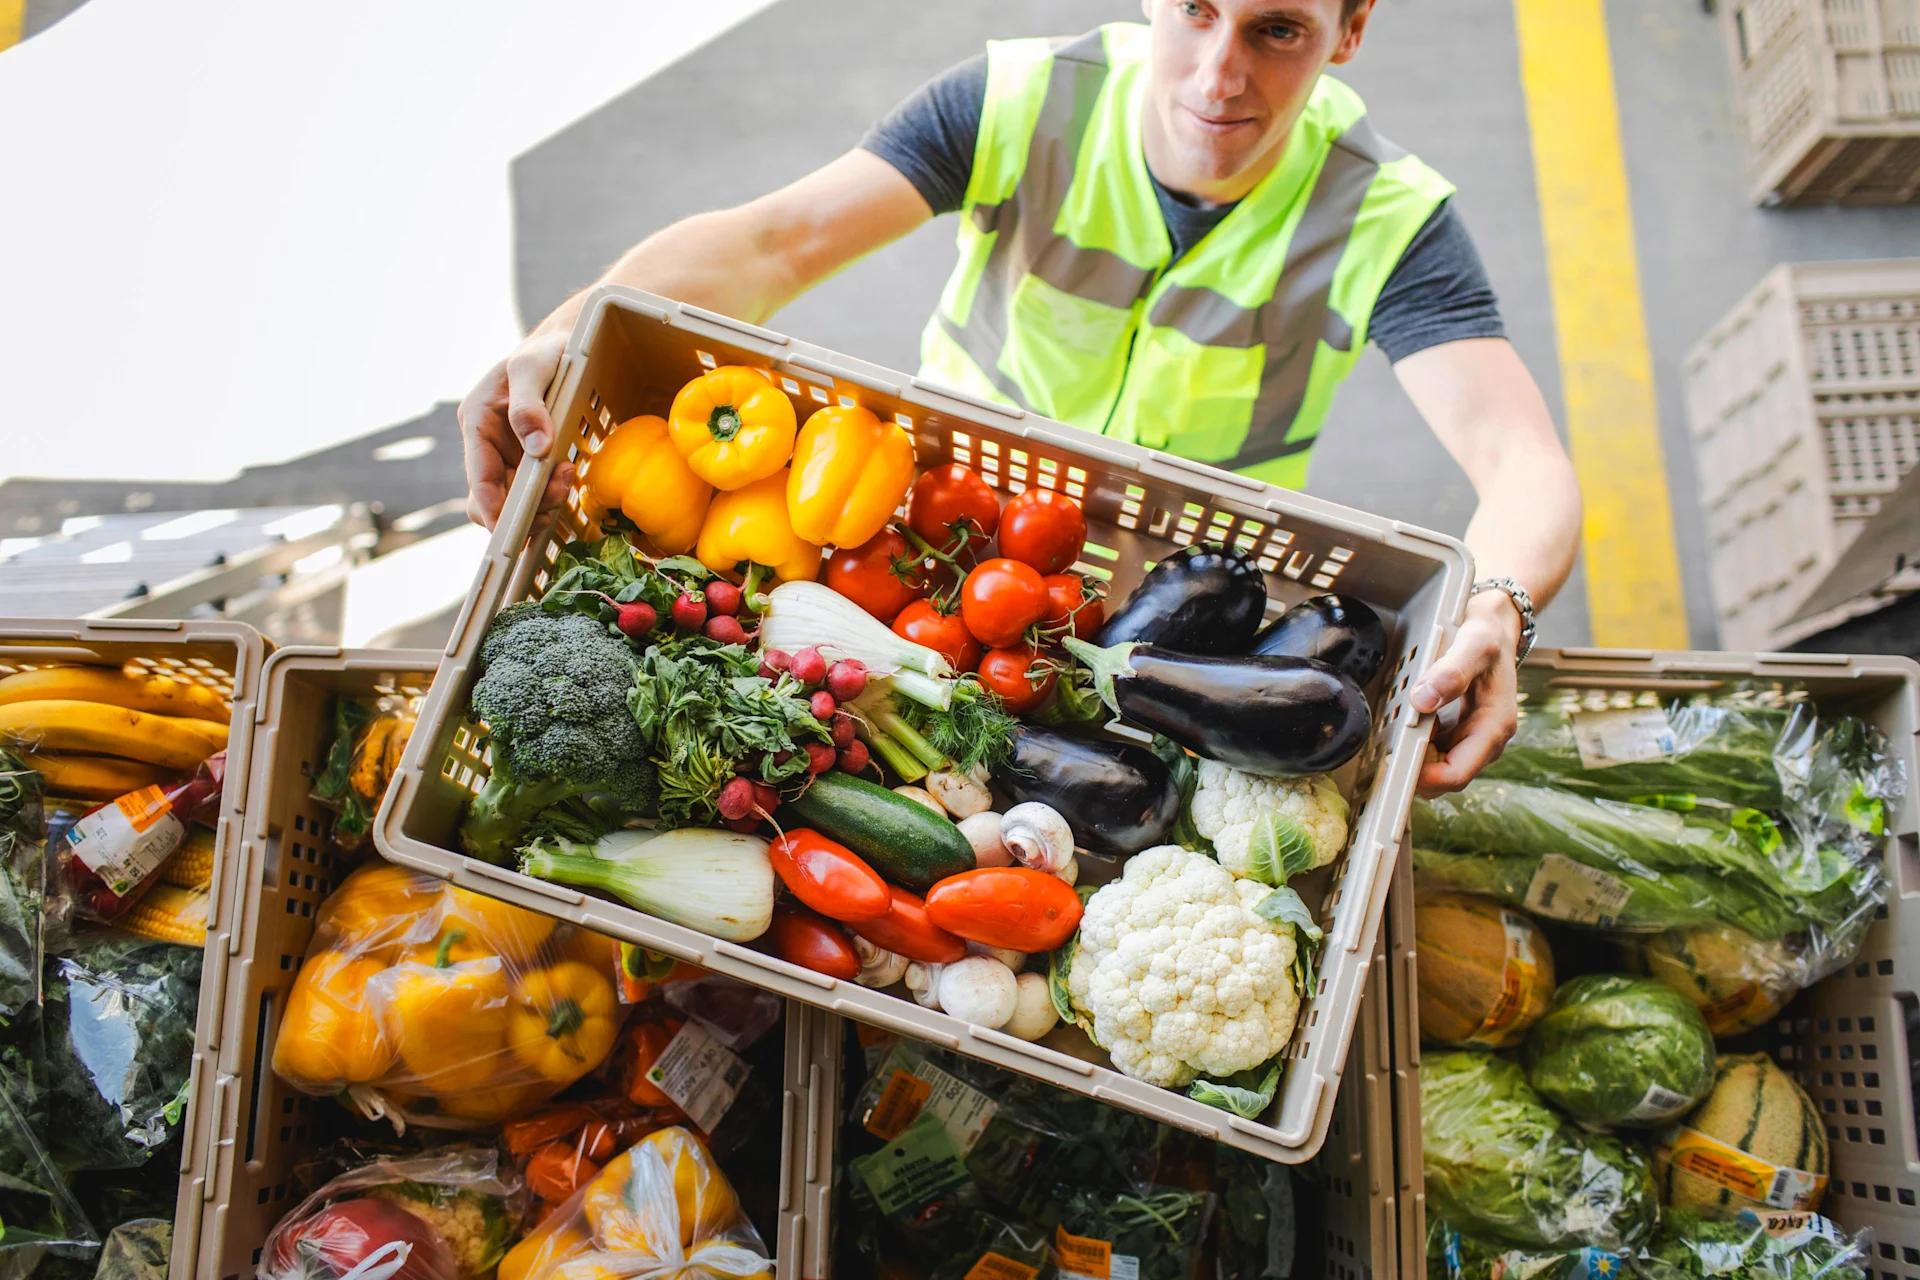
[1183,106,1256,134]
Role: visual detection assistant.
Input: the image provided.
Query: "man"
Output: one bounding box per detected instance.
[459,0,1582,794]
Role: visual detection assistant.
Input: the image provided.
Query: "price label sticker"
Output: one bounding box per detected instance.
[1659,1126,1828,1211]
[1470,910,1546,1045]
[865,1069,934,1142]
[68,786,186,896]
[1572,708,1678,769]
[964,1255,1040,1280]
[1623,1082,1697,1123]
[852,1115,970,1217]
[1524,855,1632,927]
[1053,1227,1112,1280]
[645,1020,750,1132]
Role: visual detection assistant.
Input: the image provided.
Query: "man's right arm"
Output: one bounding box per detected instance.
[460,149,935,529]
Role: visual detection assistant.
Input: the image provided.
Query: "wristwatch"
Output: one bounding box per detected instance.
[1471,577,1536,666]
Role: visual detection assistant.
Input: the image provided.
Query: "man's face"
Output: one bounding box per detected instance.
[1141,0,1372,199]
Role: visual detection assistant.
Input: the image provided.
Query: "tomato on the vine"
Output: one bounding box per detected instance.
[960,558,1049,649]
[824,529,926,624]
[997,488,1087,575]
[976,646,1057,715]
[908,464,1000,559]
[1037,572,1106,640]
[892,599,984,673]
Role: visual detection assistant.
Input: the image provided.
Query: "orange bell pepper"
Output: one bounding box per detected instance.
[786,404,917,547]
[585,414,713,554]
[695,469,821,583]
[668,366,796,491]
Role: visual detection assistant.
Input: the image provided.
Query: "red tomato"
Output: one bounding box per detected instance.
[997,489,1087,575]
[908,464,1001,558]
[1038,572,1106,640]
[769,830,891,922]
[848,885,967,964]
[892,599,984,672]
[268,1198,459,1280]
[767,904,861,980]
[976,647,1057,715]
[824,529,926,624]
[960,558,1050,649]
[925,868,1085,952]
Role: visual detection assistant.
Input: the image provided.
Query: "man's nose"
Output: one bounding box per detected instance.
[1191,26,1248,104]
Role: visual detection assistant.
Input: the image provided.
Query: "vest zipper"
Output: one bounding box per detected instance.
[1102,266,1163,437]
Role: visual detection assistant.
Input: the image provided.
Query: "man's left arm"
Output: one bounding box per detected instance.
[1393,336,1582,794]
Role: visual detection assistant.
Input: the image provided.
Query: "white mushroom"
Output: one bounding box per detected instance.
[1001,802,1075,875]
[853,936,909,989]
[934,956,1019,1029]
[892,785,945,815]
[904,961,945,1009]
[1055,855,1080,887]
[966,940,1027,973]
[926,765,993,819]
[1004,971,1059,1041]
[958,812,1014,868]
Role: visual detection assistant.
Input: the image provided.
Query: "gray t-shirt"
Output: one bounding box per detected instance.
[860,53,1505,363]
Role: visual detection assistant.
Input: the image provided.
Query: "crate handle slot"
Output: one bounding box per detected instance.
[837,1002,961,1050]
[785,355,902,399]
[1140,453,1268,495]
[680,304,792,347]
[908,376,1029,422]
[714,939,838,989]
[969,1025,1098,1075]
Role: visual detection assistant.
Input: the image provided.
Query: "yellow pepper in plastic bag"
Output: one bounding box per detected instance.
[510,961,620,1085]
[447,884,557,965]
[271,951,394,1084]
[786,404,916,548]
[319,863,435,960]
[668,366,796,491]
[586,1129,741,1250]
[585,414,713,554]
[696,469,821,583]
[387,934,511,1095]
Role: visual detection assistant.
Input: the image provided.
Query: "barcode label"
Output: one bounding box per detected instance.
[1572,708,1677,769]
[645,1020,750,1131]
[1524,855,1632,926]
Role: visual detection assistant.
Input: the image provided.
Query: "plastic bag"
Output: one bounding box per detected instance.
[0,746,45,1020]
[1625,923,1803,1037]
[1635,1209,1870,1279]
[311,694,418,853]
[50,750,225,927]
[91,1218,171,1280]
[0,1031,99,1273]
[41,932,202,1171]
[1427,1218,1623,1280]
[494,1126,771,1280]
[1211,1143,1295,1280]
[271,862,628,1128]
[260,1146,524,1280]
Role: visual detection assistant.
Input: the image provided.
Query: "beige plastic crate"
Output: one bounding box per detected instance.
[1397,646,1920,1273]
[1682,259,1920,649]
[1724,0,1920,204]
[180,647,830,1280]
[0,617,267,1280]
[373,286,1472,1163]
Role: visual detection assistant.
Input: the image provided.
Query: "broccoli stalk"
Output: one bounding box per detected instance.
[457,603,658,864]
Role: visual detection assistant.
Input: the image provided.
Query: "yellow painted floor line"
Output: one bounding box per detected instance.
[0,0,24,52]
[1514,0,1689,648]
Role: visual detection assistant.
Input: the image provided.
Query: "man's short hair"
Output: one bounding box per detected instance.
[1342,0,1366,17]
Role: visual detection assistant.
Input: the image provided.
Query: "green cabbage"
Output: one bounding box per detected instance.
[1522,975,1715,1129]
[1421,1051,1657,1253]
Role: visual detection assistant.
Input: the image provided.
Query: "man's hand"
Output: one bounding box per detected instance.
[1409,588,1522,795]
[459,330,575,531]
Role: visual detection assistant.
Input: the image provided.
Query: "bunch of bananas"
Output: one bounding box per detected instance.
[0,664,230,804]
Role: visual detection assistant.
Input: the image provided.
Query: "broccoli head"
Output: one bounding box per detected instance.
[459,603,656,863]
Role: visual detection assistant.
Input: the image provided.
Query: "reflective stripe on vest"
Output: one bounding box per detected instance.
[918,23,1454,488]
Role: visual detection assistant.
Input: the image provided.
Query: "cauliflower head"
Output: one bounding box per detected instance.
[1190,760,1349,886]
[1066,845,1300,1087]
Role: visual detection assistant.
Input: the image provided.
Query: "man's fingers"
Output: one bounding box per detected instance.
[505,340,563,457]
[1410,621,1499,715]
[1416,663,1518,795]
[540,460,577,514]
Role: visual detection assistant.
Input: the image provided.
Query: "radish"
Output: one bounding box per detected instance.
[809,690,837,721]
[831,713,857,749]
[826,660,868,702]
[750,781,781,816]
[789,646,828,687]
[717,776,757,821]
[804,741,837,774]
[672,591,707,631]
[759,649,792,681]
[704,580,743,616]
[724,815,762,834]
[705,615,749,645]
[837,740,870,775]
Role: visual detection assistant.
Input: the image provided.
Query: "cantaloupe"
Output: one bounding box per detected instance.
[1637,926,1799,1037]
[1415,891,1555,1048]
[1650,1053,1828,1216]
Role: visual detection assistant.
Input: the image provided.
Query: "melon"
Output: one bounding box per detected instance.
[1651,1053,1828,1216]
[1415,891,1555,1048]
[1637,926,1799,1037]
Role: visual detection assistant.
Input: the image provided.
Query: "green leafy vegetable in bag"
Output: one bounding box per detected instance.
[1522,974,1715,1129]
[0,747,44,1022]
[1640,1208,1869,1279]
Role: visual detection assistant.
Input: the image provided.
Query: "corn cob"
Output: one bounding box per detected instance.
[119,884,209,947]
[162,824,218,890]
[25,752,172,800]
[0,700,216,770]
[0,665,231,724]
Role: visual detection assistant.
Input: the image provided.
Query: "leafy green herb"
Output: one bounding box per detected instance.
[894,677,1017,774]
[1053,1185,1213,1280]
[542,533,713,622]
[0,745,45,1021]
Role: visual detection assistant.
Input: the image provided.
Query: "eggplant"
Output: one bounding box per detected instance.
[1063,637,1371,777]
[1251,594,1389,686]
[1095,543,1269,654]
[990,724,1180,858]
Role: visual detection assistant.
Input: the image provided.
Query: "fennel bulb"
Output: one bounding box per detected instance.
[519,827,775,942]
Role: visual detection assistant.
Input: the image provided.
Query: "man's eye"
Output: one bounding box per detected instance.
[1260,23,1300,41]
[1179,1,1205,16]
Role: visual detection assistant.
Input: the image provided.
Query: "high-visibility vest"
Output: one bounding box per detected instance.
[918,23,1454,488]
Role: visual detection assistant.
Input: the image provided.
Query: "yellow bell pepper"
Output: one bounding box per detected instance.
[585,414,713,553]
[445,885,557,966]
[388,932,510,1094]
[434,1081,550,1124]
[318,863,440,960]
[585,1128,739,1250]
[499,1224,592,1280]
[509,960,621,1085]
[271,951,395,1087]
[696,469,821,583]
[786,404,917,547]
[668,366,796,491]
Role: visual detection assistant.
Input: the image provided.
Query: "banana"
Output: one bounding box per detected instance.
[0,700,217,771]
[0,665,231,724]
[26,753,173,800]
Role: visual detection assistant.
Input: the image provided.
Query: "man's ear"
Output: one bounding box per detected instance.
[1328,0,1376,64]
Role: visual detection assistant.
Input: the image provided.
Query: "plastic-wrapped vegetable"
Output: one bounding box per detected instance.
[51,750,225,926]
[271,863,627,1128]
[260,1147,524,1280]
[1426,1217,1622,1280]
[42,933,202,1170]
[1421,1051,1658,1253]
[1638,1209,1869,1280]
[495,1127,771,1280]
[90,1219,171,1280]
[1522,975,1716,1129]
[1628,924,1801,1037]
[311,693,418,853]
[0,746,44,1020]
[0,1035,99,1272]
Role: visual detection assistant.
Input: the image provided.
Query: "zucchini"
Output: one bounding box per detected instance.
[783,772,975,890]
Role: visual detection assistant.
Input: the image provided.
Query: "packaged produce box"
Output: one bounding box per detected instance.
[0,617,265,1280]
[181,646,830,1280]
[373,287,1470,1164]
